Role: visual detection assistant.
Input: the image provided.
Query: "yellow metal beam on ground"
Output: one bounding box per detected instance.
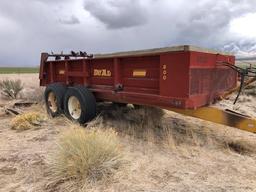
[168,107,256,133]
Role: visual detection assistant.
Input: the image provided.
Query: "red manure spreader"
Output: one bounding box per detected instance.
[39,45,256,133]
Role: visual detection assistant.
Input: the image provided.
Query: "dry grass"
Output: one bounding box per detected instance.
[21,87,45,103]
[98,104,164,140]
[244,81,256,96]
[94,104,256,156]
[47,127,124,191]
[224,138,256,155]
[97,104,201,147]
[0,79,23,99]
[96,104,212,148]
[11,112,46,131]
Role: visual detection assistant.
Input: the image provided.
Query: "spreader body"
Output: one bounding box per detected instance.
[40,45,236,109]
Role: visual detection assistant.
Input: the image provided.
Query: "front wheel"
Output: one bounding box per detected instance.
[44,83,66,117]
[64,86,96,124]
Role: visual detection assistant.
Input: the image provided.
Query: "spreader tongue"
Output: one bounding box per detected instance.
[168,107,256,133]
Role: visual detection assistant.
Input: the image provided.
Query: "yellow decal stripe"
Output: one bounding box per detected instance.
[133,70,146,77]
[59,70,65,75]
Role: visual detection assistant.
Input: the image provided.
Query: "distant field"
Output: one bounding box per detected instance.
[0,67,39,74]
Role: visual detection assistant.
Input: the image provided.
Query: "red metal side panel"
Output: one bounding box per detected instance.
[53,62,66,82]
[159,51,190,98]
[44,61,65,84]
[189,68,237,95]
[189,51,235,68]
[65,60,84,85]
[90,58,114,88]
[187,51,237,108]
[42,59,91,86]
[120,56,160,94]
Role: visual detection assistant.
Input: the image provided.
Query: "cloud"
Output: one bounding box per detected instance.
[83,0,256,47]
[0,0,256,66]
[83,0,148,29]
[59,15,80,25]
[171,0,256,46]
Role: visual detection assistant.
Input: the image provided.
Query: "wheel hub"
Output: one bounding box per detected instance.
[68,96,82,120]
[48,92,58,113]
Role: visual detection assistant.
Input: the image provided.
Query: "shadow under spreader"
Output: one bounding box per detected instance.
[93,102,256,156]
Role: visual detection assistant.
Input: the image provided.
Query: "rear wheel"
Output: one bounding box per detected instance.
[64,86,96,124]
[44,83,66,117]
[68,96,82,120]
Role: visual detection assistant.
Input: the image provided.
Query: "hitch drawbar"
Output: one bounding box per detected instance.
[169,107,256,133]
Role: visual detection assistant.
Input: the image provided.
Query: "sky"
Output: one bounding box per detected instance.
[0,0,256,66]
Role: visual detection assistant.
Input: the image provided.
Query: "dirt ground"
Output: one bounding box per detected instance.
[0,74,256,192]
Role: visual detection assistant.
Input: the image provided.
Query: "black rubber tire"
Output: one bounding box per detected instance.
[64,86,96,124]
[44,83,66,117]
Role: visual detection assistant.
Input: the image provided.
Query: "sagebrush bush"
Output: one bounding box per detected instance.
[0,79,23,99]
[48,127,123,187]
[11,112,46,131]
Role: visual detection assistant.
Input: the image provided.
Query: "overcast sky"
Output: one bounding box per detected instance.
[0,0,256,66]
